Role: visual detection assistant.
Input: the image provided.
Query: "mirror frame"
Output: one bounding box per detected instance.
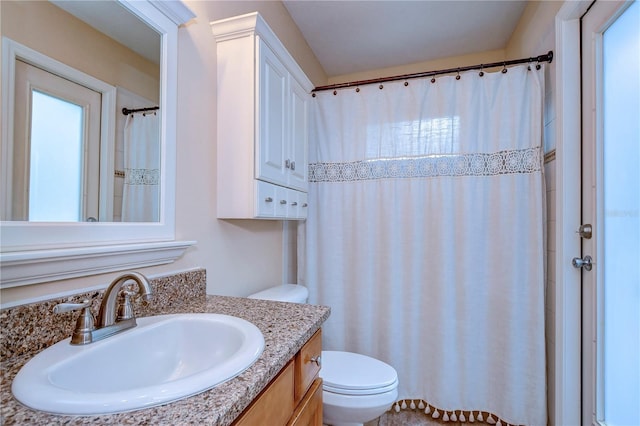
[0,0,196,288]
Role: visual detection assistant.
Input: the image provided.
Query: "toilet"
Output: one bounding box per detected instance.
[248,284,399,426]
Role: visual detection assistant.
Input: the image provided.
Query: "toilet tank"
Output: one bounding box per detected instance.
[247,284,309,303]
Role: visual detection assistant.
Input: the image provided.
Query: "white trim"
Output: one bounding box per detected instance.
[1,39,16,219]
[554,2,592,425]
[149,0,196,26]
[0,241,196,289]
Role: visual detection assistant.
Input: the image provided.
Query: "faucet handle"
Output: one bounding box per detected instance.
[53,299,92,314]
[117,289,137,321]
[54,300,95,345]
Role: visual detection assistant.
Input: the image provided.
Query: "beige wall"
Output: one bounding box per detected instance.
[1,0,159,102]
[0,1,325,305]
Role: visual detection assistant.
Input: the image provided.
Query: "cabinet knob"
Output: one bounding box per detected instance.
[280,200,287,205]
[285,159,291,169]
[290,161,296,171]
[291,202,298,206]
[265,197,273,203]
[302,203,308,208]
[310,355,321,367]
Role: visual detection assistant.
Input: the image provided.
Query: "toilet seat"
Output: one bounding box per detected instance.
[320,351,398,396]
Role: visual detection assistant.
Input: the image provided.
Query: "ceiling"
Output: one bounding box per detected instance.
[283,1,528,77]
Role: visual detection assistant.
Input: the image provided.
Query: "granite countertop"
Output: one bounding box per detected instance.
[1,295,330,425]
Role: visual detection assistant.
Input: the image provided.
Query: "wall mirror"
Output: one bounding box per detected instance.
[0,0,196,288]
[3,1,161,223]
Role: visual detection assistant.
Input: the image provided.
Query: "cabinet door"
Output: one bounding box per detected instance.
[288,78,308,191]
[234,361,295,426]
[257,39,288,187]
[294,329,322,402]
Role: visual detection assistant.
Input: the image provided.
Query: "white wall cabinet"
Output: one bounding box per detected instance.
[212,12,312,220]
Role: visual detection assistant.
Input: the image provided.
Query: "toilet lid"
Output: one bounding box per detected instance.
[320,351,398,395]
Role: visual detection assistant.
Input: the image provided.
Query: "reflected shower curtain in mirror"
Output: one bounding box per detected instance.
[122,112,160,222]
[300,65,546,425]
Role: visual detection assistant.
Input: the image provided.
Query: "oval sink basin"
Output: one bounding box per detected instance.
[12,313,264,415]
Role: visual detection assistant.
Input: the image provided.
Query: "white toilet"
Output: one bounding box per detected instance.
[248,284,399,426]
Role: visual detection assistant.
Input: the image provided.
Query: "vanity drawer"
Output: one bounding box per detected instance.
[255,180,276,218]
[234,360,295,426]
[287,378,323,426]
[294,329,322,403]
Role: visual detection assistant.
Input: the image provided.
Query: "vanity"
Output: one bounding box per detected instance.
[0,269,330,425]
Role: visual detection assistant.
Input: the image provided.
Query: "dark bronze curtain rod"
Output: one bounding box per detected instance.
[122,106,159,115]
[312,51,553,93]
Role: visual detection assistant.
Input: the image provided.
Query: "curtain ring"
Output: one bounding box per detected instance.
[536,59,541,70]
[312,93,316,97]
[455,68,461,80]
[501,62,508,74]
[430,75,436,84]
[379,84,384,90]
[404,81,409,87]
[479,64,484,77]
[333,90,337,96]
[355,87,360,93]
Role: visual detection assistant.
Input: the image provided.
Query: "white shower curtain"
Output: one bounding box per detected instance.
[122,112,160,222]
[300,64,546,425]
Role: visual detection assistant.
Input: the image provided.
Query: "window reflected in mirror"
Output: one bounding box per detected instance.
[30,90,86,222]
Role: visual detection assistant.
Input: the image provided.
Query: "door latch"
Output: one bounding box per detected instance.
[572,255,593,271]
[577,224,592,239]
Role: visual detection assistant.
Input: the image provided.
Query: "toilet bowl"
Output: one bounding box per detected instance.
[248,284,399,426]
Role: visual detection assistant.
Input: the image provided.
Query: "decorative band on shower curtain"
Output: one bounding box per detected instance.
[299,64,546,425]
[122,112,160,222]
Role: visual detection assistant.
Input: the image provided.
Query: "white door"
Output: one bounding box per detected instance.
[580,1,640,424]
[288,77,309,191]
[257,39,288,187]
[13,59,101,222]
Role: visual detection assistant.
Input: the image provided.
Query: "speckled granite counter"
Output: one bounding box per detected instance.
[0,270,330,425]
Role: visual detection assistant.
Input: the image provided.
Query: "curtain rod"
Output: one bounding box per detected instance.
[122,106,159,115]
[312,51,553,93]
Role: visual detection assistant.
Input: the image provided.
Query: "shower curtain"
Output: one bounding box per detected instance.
[122,112,160,222]
[300,64,546,425]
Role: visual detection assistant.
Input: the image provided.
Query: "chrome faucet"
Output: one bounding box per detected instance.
[53,272,153,345]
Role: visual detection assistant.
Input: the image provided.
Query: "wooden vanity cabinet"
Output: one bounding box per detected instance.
[233,329,322,426]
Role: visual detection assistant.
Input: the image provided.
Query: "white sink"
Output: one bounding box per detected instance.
[12,313,264,415]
